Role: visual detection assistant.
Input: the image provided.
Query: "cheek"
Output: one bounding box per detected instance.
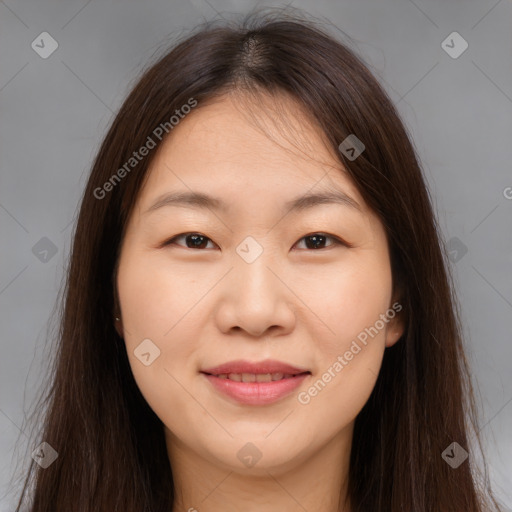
[116,250,201,410]
[296,255,391,418]
[307,253,393,351]
[117,248,192,340]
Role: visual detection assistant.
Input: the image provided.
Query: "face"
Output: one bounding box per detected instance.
[115,92,404,475]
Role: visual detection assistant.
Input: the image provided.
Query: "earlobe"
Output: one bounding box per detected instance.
[385,328,403,347]
[386,283,405,347]
[114,316,124,338]
[385,314,404,347]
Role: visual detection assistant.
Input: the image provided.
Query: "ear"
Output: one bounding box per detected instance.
[114,315,124,338]
[113,277,124,338]
[385,312,404,347]
[384,290,405,348]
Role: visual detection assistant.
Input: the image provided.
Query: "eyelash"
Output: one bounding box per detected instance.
[161,232,351,251]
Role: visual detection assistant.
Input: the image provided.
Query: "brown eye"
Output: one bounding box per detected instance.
[294,233,346,250]
[164,233,216,250]
[162,232,348,251]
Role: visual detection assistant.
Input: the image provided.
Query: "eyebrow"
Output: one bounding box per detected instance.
[144,189,362,215]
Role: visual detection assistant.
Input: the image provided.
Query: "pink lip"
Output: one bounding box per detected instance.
[200,359,311,405]
[201,359,309,375]
[203,373,310,405]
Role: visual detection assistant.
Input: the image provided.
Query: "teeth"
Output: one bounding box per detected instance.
[213,372,299,381]
[255,373,272,382]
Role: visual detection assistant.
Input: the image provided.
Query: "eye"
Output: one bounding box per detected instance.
[162,232,349,251]
[163,233,217,250]
[294,233,348,250]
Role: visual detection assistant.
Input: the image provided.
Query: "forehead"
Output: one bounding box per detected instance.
[136,92,367,215]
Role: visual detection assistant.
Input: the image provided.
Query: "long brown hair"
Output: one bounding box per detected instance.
[10,7,502,511]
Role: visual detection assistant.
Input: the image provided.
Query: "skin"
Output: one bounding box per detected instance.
[115,92,404,512]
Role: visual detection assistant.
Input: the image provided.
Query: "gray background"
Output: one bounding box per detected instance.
[1,0,511,509]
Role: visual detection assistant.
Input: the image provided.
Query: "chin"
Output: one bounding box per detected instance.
[202,435,312,475]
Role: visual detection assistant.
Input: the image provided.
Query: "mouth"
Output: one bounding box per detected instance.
[201,371,310,382]
[201,359,311,376]
[200,360,311,405]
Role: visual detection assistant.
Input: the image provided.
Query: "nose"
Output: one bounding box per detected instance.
[214,253,297,338]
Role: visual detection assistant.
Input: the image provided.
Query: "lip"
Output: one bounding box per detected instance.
[201,359,310,375]
[200,359,311,406]
[202,373,310,405]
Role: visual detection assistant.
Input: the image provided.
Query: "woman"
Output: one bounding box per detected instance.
[12,8,503,512]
